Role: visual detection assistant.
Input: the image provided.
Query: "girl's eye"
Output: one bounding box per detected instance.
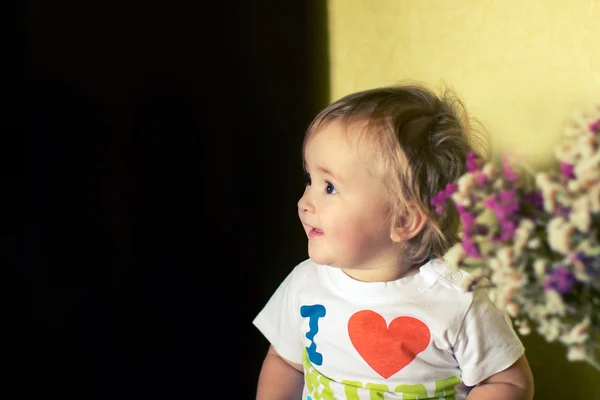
[325,181,338,194]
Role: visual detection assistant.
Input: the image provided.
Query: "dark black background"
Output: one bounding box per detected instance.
[15,1,329,398]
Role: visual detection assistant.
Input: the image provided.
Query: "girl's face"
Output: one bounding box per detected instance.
[298,121,406,282]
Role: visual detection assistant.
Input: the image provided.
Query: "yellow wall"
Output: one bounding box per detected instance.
[328,0,600,166]
[327,0,600,397]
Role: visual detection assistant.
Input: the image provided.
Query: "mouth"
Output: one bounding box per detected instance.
[308,227,324,239]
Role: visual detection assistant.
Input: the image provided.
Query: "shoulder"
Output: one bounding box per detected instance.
[418,259,496,341]
[425,258,475,294]
[294,257,320,272]
[420,258,477,310]
[283,258,322,287]
[292,258,320,276]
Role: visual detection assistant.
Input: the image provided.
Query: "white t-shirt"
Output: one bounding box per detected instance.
[253,258,525,400]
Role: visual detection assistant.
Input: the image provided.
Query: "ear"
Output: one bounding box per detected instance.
[390,203,428,243]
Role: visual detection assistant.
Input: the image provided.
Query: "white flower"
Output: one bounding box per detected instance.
[569,195,591,232]
[572,260,591,283]
[547,217,576,254]
[568,178,586,192]
[576,134,597,160]
[563,113,586,138]
[572,240,599,282]
[555,140,579,164]
[443,243,465,271]
[482,163,498,180]
[538,317,562,343]
[451,173,476,206]
[451,191,471,207]
[496,246,516,270]
[565,107,600,137]
[560,318,590,345]
[516,320,531,336]
[574,151,600,183]
[566,344,588,362]
[536,172,564,213]
[489,286,518,310]
[533,259,548,279]
[588,183,600,212]
[489,257,501,271]
[457,172,476,194]
[506,302,520,318]
[492,177,505,190]
[513,219,535,256]
[527,237,541,249]
[545,289,566,316]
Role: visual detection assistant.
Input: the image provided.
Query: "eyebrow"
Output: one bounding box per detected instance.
[303,161,342,179]
[316,166,333,175]
[315,165,344,184]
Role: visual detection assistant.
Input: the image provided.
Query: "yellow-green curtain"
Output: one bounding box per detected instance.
[327,0,600,398]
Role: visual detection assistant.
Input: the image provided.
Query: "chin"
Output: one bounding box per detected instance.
[308,251,330,266]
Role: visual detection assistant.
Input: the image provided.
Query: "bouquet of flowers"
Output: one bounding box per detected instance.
[433,105,600,371]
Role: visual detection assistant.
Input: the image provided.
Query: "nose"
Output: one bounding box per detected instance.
[297,187,315,214]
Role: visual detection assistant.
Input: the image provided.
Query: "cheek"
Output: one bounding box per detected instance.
[327,208,390,249]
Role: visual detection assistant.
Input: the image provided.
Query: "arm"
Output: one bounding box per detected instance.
[466,355,534,400]
[256,345,305,400]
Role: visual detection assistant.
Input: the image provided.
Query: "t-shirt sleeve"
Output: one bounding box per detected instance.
[252,268,304,365]
[452,288,525,387]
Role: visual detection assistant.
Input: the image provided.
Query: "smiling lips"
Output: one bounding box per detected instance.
[308,227,324,238]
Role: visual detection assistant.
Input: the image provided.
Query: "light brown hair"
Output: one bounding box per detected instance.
[303,83,487,264]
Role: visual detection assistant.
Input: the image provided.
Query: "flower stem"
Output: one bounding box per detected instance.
[587,356,600,372]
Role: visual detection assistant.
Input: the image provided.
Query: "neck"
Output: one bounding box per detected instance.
[341,260,426,283]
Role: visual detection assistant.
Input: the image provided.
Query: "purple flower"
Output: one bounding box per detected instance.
[431,183,459,215]
[455,204,482,258]
[495,220,516,242]
[431,192,447,215]
[457,205,476,232]
[523,191,544,211]
[445,183,458,196]
[501,154,519,183]
[589,118,600,133]
[544,266,577,295]
[466,152,479,173]
[560,162,576,180]
[483,190,519,215]
[461,234,482,259]
[475,173,488,186]
[498,190,519,211]
[554,204,570,218]
[574,252,600,278]
[483,190,520,242]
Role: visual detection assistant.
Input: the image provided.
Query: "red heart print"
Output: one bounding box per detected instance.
[348,310,430,379]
